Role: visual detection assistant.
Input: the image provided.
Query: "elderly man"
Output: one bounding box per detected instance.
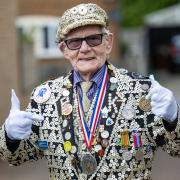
[0,3,180,180]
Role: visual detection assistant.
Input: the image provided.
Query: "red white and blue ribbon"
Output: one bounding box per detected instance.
[132,130,142,149]
[78,65,108,149]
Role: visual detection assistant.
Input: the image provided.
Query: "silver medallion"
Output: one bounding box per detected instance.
[122,150,132,161]
[122,104,135,120]
[101,130,109,139]
[141,83,150,91]
[81,154,97,175]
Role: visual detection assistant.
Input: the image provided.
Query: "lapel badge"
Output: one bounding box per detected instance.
[33,84,51,103]
[101,106,108,118]
[36,140,48,150]
[122,104,135,120]
[110,77,117,84]
[63,140,72,152]
[139,97,151,112]
[62,103,73,116]
[141,83,150,91]
[62,88,70,97]
[106,117,114,126]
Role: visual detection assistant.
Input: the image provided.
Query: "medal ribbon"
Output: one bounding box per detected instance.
[120,130,130,148]
[132,130,142,149]
[78,66,108,149]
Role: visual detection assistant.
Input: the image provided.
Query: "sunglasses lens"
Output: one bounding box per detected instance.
[66,38,82,50]
[86,34,103,47]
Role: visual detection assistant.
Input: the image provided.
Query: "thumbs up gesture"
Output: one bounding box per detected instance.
[146,75,178,122]
[5,89,44,140]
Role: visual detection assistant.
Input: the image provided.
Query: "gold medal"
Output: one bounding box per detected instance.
[139,97,151,112]
[63,141,72,152]
[62,103,73,115]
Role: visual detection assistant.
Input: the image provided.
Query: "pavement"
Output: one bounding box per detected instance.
[0,71,179,180]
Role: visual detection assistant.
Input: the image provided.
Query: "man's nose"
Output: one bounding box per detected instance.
[79,40,91,51]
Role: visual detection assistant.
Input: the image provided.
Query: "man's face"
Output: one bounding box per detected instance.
[59,25,113,78]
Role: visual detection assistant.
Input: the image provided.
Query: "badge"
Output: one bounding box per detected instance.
[110,77,118,84]
[97,149,105,157]
[135,149,144,161]
[106,117,114,126]
[62,89,70,97]
[141,83,150,91]
[33,84,51,103]
[65,132,71,140]
[108,64,113,70]
[139,97,151,112]
[62,103,73,115]
[122,150,132,161]
[36,140,48,150]
[81,154,97,175]
[101,138,109,148]
[122,104,135,120]
[63,141,72,152]
[94,144,102,152]
[101,130,109,139]
[101,106,108,118]
[71,145,77,154]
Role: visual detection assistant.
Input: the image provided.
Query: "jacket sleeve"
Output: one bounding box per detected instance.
[0,91,44,166]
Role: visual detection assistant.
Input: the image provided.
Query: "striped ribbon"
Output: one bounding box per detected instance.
[78,66,108,149]
[132,130,142,149]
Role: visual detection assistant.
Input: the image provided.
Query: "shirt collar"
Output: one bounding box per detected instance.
[73,64,106,88]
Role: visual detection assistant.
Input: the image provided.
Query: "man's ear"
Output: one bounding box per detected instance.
[58,42,66,53]
[106,33,114,54]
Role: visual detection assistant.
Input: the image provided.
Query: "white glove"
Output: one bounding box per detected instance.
[5,89,44,140]
[146,75,178,122]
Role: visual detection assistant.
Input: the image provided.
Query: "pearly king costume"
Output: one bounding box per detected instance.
[0,63,180,180]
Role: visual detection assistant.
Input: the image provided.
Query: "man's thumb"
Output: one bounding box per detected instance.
[11,89,20,111]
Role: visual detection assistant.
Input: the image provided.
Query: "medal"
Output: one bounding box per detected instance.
[139,97,151,112]
[135,149,144,161]
[33,84,51,103]
[62,103,73,115]
[81,154,97,175]
[63,141,72,152]
[122,104,135,120]
[122,150,132,161]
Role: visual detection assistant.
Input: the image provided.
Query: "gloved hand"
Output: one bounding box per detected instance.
[5,89,44,140]
[146,75,178,122]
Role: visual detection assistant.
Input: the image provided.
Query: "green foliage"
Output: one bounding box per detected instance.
[121,0,180,27]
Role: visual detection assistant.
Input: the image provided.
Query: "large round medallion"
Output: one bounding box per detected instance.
[81,154,97,175]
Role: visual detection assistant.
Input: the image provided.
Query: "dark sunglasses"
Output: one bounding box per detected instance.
[64,33,107,50]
